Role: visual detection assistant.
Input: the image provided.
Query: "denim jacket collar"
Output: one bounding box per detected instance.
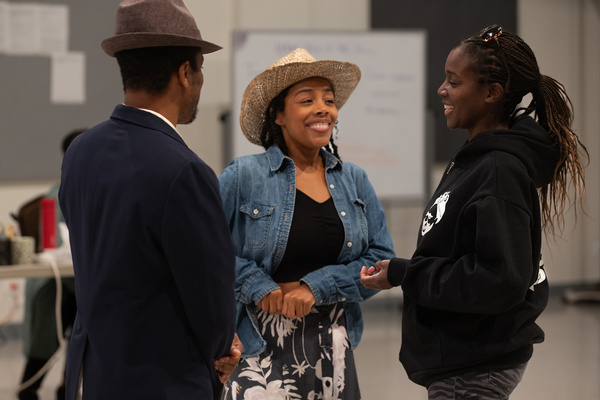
[265,145,342,172]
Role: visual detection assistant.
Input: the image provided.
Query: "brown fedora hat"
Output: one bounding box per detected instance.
[240,48,361,145]
[101,0,221,57]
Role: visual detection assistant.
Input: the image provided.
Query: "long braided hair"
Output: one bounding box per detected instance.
[259,84,341,160]
[458,25,588,236]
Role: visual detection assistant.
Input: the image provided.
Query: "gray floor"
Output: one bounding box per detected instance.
[355,295,600,399]
[0,294,598,399]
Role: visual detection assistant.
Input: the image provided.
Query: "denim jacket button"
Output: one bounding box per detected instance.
[347,242,352,247]
[253,208,259,215]
[340,211,346,217]
[329,184,335,189]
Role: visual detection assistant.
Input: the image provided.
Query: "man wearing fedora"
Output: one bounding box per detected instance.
[58,1,239,399]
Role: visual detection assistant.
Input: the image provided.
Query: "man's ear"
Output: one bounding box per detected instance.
[177,61,191,88]
[486,82,504,104]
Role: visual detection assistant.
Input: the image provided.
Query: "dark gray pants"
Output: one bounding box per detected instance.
[427,363,528,400]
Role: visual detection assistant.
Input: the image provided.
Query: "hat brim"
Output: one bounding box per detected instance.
[101,32,222,57]
[240,60,361,146]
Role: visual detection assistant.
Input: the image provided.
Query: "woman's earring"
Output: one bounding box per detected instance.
[334,120,339,140]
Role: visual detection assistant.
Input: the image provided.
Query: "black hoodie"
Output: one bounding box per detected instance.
[388,115,560,387]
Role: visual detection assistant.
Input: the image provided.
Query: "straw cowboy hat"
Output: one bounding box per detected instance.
[240,48,361,145]
[101,0,221,57]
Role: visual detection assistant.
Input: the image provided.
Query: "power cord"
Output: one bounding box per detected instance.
[15,253,66,396]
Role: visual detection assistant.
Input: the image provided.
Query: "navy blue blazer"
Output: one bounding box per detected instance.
[59,105,236,399]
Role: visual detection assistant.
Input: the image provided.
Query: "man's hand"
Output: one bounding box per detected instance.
[360,260,393,290]
[214,333,243,384]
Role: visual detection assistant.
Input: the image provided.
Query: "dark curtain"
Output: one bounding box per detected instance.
[371,0,517,162]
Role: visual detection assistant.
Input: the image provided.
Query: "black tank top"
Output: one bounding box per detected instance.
[271,189,345,283]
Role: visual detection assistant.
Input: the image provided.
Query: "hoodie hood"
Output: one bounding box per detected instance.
[455,115,560,188]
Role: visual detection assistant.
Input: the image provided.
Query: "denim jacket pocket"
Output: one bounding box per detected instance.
[352,198,369,237]
[240,202,275,249]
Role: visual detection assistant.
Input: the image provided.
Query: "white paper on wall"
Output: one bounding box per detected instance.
[51,51,85,104]
[6,3,39,55]
[39,4,68,54]
[5,3,69,55]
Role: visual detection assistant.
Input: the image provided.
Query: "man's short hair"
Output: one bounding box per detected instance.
[116,46,201,96]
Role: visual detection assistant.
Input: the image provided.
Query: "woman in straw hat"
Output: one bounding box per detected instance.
[219,48,395,399]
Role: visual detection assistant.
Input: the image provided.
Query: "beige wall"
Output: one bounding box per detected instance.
[518,0,600,283]
[0,0,598,291]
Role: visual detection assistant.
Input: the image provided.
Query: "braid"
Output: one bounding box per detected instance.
[459,37,516,117]
[459,25,589,236]
[260,88,290,155]
[327,135,341,161]
[534,75,588,235]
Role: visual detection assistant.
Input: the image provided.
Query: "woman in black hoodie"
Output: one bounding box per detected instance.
[361,25,588,399]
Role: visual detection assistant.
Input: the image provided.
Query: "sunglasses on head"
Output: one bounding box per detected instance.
[481,25,503,42]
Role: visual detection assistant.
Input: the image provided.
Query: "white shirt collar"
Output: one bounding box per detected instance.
[127,105,181,138]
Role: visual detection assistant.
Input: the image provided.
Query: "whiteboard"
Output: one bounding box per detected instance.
[231,30,427,201]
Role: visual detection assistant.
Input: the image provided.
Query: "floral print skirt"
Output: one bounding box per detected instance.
[225,303,361,400]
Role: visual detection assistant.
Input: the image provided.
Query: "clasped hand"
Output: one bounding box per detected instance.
[213,333,243,384]
[257,281,316,319]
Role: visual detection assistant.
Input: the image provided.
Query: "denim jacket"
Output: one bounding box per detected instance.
[218,145,395,356]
